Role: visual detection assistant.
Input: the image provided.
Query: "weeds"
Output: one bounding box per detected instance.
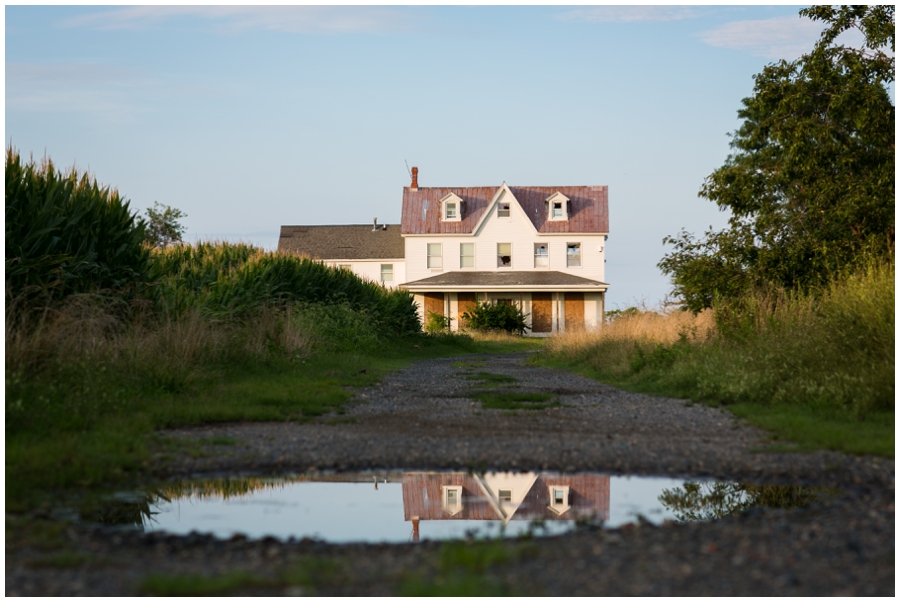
[537,260,895,455]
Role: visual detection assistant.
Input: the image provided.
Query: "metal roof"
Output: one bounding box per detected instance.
[403,270,608,290]
[277,224,404,260]
[401,185,608,235]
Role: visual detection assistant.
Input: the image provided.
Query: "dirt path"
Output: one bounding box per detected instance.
[6,354,895,595]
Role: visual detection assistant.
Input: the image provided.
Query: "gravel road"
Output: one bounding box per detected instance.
[6,353,894,595]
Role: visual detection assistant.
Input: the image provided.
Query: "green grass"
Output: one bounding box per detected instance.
[139,558,346,595]
[534,261,894,457]
[139,571,267,596]
[397,540,522,596]
[6,334,539,510]
[473,391,556,410]
[465,372,518,385]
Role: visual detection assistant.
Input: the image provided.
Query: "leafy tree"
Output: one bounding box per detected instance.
[145,202,187,248]
[659,5,894,312]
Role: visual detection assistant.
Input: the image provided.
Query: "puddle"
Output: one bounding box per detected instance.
[92,472,826,544]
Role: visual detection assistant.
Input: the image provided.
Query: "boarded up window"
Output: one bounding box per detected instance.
[565,292,584,332]
[532,292,552,333]
[425,293,444,317]
[458,292,476,329]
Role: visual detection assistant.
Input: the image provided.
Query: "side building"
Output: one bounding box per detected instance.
[277,167,609,335]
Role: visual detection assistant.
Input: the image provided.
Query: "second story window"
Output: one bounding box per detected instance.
[534,243,549,268]
[460,243,474,268]
[497,243,512,268]
[427,243,443,269]
[497,202,510,218]
[380,264,393,283]
[567,243,581,267]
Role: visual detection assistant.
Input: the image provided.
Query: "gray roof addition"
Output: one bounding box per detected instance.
[278,224,404,260]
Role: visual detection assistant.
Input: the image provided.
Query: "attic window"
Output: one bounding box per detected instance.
[498,202,510,218]
[440,193,463,222]
[498,490,512,502]
[546,192,570,221]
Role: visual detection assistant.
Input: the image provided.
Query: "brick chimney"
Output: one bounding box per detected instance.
[411,166,418,189]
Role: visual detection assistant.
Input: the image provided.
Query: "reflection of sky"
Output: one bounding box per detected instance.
[144,476,707,543]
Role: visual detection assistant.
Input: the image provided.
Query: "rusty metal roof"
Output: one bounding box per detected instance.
[403,270,608,290]
[400,185,608,235]
[277,224,404,260]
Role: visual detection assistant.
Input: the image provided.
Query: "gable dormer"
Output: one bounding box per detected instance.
[545,191,570,221]
[440,192,464,222]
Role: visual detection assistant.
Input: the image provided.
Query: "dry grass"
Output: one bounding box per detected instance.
[543,308,715,376]
[5,295,312,387]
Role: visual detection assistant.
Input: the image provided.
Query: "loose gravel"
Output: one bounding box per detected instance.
[6,353,894,596]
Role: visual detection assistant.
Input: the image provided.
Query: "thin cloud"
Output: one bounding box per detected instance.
[556,6,706,23]
[698,16,826,60]
[60,6,413,34]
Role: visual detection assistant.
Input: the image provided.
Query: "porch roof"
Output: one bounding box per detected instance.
[402,270,608,292]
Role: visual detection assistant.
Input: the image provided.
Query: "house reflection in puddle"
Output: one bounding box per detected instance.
[402,472,610,541]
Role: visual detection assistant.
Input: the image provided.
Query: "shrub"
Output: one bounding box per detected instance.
[425,311,452,334]
[461,302,529,335]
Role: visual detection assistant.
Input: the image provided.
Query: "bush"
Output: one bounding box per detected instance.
[424,311,452,334]
[461,302,529,335]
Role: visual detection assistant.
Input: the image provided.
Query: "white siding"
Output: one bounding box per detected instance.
[324,259,406,288]
[404,190,606,284]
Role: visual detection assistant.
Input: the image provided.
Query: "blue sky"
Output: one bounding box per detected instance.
[5,5,846,308]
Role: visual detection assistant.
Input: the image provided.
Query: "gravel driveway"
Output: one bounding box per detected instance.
[6,353,894,595]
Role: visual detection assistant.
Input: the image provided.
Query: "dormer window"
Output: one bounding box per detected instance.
[546,192,570,221]
[440,192,463,222]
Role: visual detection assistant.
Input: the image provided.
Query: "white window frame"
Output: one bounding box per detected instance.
[380,264,393,283]
[497,202,511,218]
[440,192,463,222]
[546,192,570,221]
[497,243,512,268]
[566,242,582,268]
[427,243,443,269]
[460,243,475,269]
[441,485,464,515]
[534,243,549,268]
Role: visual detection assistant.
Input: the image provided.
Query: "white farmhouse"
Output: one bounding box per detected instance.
[277,167,609,334]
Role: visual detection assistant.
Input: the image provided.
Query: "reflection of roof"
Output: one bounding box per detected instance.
[403,271,608,290]
[401,186,609,235]
[402,473,610,522]
[277,225,404,260]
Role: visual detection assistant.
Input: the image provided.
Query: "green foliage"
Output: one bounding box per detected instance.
[660,6,895,311]
[424,311,452,334]
[144,202,187,248]
[536,261,894,455]
[5,146,150,304]
[148,242,420,335]
[658,481,825,522]
[461,301,529,335]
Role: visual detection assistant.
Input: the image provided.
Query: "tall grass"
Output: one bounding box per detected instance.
[541,260,894,419]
